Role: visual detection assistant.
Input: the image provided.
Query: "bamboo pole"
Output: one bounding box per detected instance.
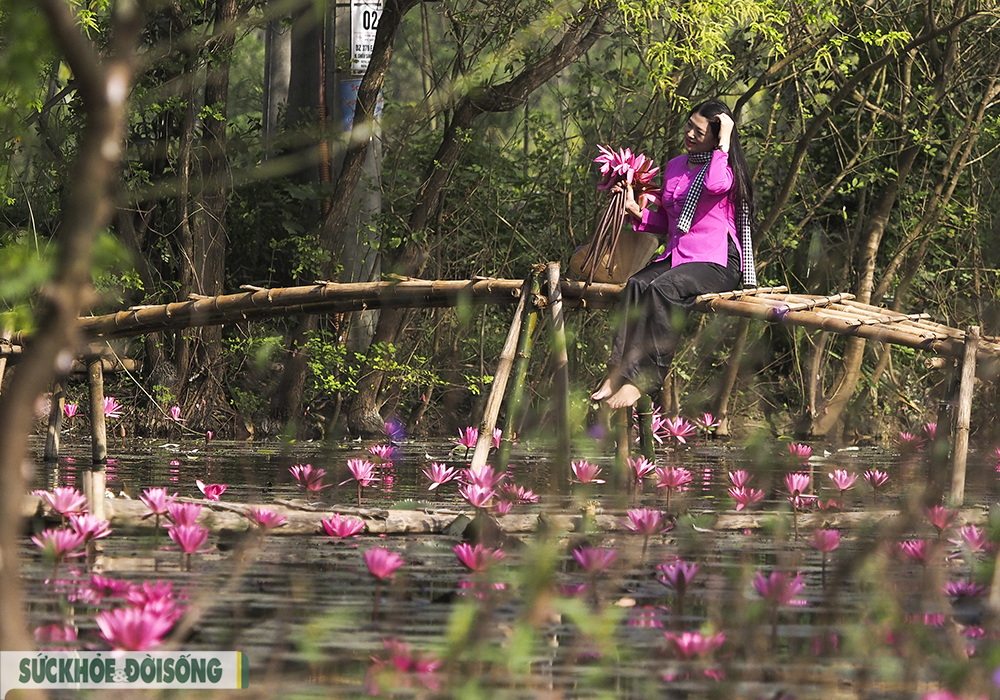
[636,394,655,461]
[547,263,572,484]
[470,272,535,473]
[88,356,108,465]
[498,268,544,468]
[949,325,979,506]
[44,381,64,462]
[715,317,750,437]
[0,326,11,390]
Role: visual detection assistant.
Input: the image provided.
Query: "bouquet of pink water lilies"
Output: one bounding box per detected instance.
[573,145,661,285]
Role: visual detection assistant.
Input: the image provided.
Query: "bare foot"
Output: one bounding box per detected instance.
[591,378,615,401]
[606,383,642,409]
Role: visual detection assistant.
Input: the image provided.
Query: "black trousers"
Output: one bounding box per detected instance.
[608,256,740,392]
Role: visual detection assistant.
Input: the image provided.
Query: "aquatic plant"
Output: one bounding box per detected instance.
[572,545,617,576]
[34,486,88,520]
[289,463,330,492]
[754,570,807,647]
[364,638,441,695]
[864,469,889,504]
[167,524,211,570]
[63,403,78,419]
[454,426,478,459]
[695,412,720,432]
[168,405,184,422]
[570,460,605,485]
[31,528,86,580]
[784,472,814,540]
[369,444,396,462]
[344,459,379,507]
[896,431,925,452]
[139,487,176,538]
[364,547,404,619]
[68,514,112,543]
[622,508,670,564]
[728,485,764,511]
[657,558,699,618]
[453,543,505,572]
[195,479,227,501]
[809,528,841,587]
[661,416,696,445]
[103,396,123,419]
[246,507,287,531]
[627,456,656,488]
[423,462,458,490]
[828,469,858,509]
[321,514,365,538]
[787,442,812,462]
[898,539,929,564]
[95,606,175,651]
[925,505,957,539]
[166,502,202,527]
[655,465,692,511]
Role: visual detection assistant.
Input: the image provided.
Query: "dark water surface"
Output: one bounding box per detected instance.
[20,436,1000,698]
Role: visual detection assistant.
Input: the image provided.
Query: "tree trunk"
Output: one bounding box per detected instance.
[183,0,241,431]
[0,0,138,662]
[346,3,612,434]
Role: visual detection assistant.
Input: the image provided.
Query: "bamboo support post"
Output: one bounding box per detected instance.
[0,326,11,391]
[636,395,655,461]
[470,272,535,473]
[498,269,544,468]
[88,356,108,465]
[950,325,979,506]
[715,317,750,437]
[547,263,572,483]
[82,466,107,521]
[44,381,65,463]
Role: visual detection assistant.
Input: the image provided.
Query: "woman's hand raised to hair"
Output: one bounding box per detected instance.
[716,112,735,153]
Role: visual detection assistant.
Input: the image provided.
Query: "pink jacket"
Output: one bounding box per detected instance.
[635,149,741,268]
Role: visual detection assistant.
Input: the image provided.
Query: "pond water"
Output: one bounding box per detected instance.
[19,435,1000,699]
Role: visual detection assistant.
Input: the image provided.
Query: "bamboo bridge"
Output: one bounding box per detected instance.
[20,262,1000,507]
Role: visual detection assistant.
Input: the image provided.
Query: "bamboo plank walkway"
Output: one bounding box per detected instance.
[68,278,1000,360]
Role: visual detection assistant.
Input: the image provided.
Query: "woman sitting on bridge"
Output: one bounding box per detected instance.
[592,99,758,409]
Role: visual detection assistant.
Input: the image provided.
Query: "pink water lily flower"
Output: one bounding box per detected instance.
[140,487,176,516]
[492,427,504,449]
[103,396,123,419]
[925,505,957,535]
[753,571,807,607]
[809,529,841,553]
[787,443,812,461]
[423,462,458,490]
[572,545,617,575]
[68,513,112,542]
[784,472,812,499]
[365,638,442,695]
[96,606,175,651]
[728,470,752,488]
[923,422,937,440]
[864,469,889,504]
[34,624,78,650]
[166,501,202,526]
[464,464,506,490]
[246,507,287,530]
[32,527,87,563]
[657,559,700,595]
[454,427,478,450]
[828,469,858,492]
[696,413,720,431]
[655,466,692,511]
[728,486,764,511]
[896,431,925,451]
[627,456,657,485]
[949,524,989,553]
[195,479,227,501]
[369,444,396,462]
[168,405,184,422]
[453,543,505,572]
[364,547,404,580]
[458,483,495,509]
[289,463,330,491]
[168,524,210,555]
[63,403,78,419]
[622,508,670,536]
[321,513,366,538]
[662,417,696,444]
[663,630,725,659]
[898,539,929,563]
[571,460,605,484]
[35,486,89,517]
[942,581,988,598]
[344,459,379,487]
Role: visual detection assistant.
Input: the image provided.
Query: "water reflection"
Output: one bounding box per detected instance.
[22,438,1000,698]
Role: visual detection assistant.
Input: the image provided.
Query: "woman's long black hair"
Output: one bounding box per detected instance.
[689,99,758,237]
